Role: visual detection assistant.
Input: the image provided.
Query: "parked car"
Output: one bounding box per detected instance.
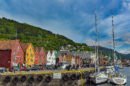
[13,66,20,71]
[20,66,27,71]
[0,67,6,73]
[27,66,41,71]
[60,61,70,69]
[45,65,55,70]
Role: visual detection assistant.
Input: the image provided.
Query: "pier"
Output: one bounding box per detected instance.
[0,67,104,86]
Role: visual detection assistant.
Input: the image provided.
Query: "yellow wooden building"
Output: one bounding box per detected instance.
[21,43,35,67]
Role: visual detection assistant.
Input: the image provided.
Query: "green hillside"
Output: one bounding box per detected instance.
[0,17,92,51]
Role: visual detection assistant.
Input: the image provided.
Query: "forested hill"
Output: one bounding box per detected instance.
[0,17,92,51]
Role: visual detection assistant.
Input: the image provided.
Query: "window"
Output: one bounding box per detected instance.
[26,53,28,56]
[31,59,33,62]
[31,54,33,58]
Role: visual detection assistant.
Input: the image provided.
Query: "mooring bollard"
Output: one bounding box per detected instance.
[70,74,76,80]
[76,73,81,80]
[62,74,69,81]
[12,77,19,83]
[4,76,11,83]
[36,75,43,82]
[45,76,52,83]
[28,76,34,83]
[20,76,27,82]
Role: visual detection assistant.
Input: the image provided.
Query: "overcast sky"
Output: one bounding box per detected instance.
[0,0,130,54]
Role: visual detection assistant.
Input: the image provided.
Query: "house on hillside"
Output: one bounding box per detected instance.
[21,43,35,67]
[0,40,24,70]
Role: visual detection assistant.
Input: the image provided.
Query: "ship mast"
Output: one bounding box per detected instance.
[95,13,99,72]
[112,16,116,65]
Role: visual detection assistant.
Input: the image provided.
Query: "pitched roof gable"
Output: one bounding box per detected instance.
[0,40,19,50]
[34,47,42,52]
[20,43,30,52]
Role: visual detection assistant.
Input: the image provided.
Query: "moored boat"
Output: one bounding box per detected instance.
[109,16,127,85]
[90,72,108,84]
[109,73,127,85]
[89,13,108,84]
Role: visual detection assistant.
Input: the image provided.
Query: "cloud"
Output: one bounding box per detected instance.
[0,0,130,54]
[123,0,130,10]
[118,48,130,54]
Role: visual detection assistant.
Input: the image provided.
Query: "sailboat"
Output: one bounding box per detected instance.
[89,13,108,84]
[118,56,124,69]
[109,16,127,85]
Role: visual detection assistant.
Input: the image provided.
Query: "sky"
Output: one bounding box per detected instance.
[0,0,130,54]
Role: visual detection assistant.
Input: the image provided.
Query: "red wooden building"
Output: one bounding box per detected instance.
[34,47,40,65]
[34,47,46,65]
[0,50,11,68]
[40,47,46,65]
[0,40,24,69]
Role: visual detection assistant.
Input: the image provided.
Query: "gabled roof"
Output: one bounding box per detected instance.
[0,40,19,50]
[20,43,30,52]
[34,47,42,52]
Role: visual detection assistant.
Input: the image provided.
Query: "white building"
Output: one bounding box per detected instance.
[46,50,58,65]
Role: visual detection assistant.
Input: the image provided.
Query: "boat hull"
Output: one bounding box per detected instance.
[90,72,108,84]
[91,77,108,84]
[110,77,127,85]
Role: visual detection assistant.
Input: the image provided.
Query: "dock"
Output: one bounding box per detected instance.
[0,67,105,86]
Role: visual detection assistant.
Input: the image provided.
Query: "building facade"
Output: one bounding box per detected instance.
[21,43,35,67]
[0,40,24,69]
[39,47,46,65]
[46,50,58,65]
[34,47,46,65]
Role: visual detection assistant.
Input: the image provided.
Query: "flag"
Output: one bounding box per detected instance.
[114,65,119,72]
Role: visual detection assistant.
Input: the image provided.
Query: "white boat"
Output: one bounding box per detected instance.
[108,65,127,85]
[110,73,127,85]
[89,13,108,84]
[106,66,115,74]
[90,72,108,84]
[109,16,127,85]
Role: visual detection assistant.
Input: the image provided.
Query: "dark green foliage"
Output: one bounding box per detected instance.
[0,17,92,51]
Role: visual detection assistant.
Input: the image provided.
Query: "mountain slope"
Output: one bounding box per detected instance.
[91,46,130,59]
[0,17,92,51]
